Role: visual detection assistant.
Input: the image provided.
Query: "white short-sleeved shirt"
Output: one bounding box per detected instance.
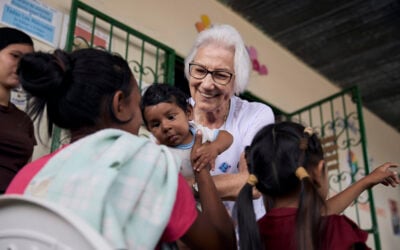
[191,95,275,220]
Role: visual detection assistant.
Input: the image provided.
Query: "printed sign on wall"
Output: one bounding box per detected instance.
[0,0,64,47]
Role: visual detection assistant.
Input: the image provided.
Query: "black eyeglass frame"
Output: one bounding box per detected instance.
[188,62,234,86]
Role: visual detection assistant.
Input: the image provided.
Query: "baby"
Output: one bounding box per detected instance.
[140,84,233,178]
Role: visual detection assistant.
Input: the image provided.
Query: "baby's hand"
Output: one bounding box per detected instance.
[193,142,218,172]
[191,131,211,172]
[190,131,220,172]
[367,162,399,188]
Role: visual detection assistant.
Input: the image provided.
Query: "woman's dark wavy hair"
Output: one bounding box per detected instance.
[140,83,190,127]
[237,121,326,250]
[18,48,134,136]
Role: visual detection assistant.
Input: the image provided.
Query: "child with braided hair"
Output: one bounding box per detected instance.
[237,121,399,250]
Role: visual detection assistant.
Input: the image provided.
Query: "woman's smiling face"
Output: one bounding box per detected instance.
[189,44,235,114]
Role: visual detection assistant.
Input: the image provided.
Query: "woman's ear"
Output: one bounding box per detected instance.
[112,90,133,122]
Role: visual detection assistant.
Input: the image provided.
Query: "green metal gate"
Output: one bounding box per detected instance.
[50,0,176,151]
[285,86,381,249]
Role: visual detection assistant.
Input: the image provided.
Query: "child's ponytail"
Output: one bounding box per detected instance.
[295,129,326,250]
[296,174,326,250]
[237,173,262,250]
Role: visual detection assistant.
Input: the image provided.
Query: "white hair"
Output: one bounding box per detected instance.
[184,24,251,94]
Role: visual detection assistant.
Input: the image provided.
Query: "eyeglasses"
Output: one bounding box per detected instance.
[189,63,234,85]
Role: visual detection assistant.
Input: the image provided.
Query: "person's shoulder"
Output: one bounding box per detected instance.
[324,214,369,247]
[326,214,362,228]
[7,102,24,114]
[231,96,274,124]
[8,102,33,122]
[6,148,64,194]
[232,95,272,113]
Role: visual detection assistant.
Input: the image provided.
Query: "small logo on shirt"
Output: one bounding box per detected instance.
[218,162,231,173]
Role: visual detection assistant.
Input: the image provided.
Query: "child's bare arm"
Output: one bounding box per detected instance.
[214,130,233,153]
[326,162,399,215]
[192,130,233,172]
[207,130,233,170]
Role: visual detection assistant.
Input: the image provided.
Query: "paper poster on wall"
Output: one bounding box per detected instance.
[57,16,110,50]
[73,19,109,49]
[0,0,63,47]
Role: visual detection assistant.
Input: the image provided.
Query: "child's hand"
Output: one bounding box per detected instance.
[193,142,219,172]
[197,142,218,170]
[366,162,399,188]
[191,131,211,172]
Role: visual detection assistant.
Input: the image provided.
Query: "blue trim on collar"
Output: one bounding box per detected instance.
[174,126,196,149]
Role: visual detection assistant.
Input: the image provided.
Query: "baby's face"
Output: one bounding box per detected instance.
[144,102,192,147]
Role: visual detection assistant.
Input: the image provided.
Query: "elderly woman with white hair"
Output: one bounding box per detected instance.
[185,24,275,221]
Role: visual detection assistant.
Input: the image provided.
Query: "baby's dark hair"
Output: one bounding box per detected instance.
[18,48,134,135]
[140,83,190,127]
[237,121,326,250]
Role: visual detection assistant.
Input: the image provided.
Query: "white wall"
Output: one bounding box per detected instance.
[14,0,400,248]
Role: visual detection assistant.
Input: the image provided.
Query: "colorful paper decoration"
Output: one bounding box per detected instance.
[195,14,211,32]
[247,46,268,75]
[201,15,211,29]
[347,150,359,174]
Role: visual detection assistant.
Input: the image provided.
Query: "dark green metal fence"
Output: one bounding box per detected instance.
[286,86,380,249]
